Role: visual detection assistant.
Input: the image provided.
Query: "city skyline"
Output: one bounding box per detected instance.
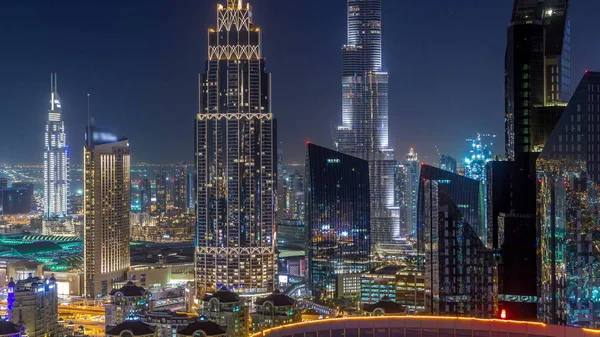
[1,0,599,166]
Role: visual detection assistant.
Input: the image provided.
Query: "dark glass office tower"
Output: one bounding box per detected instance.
[337,0,398,253]
[306,144,370,300]
[537,71,600,327]
[418,165,495,317]
[505,0,570,161]
[155,170,167,214]
[196,0,276,296]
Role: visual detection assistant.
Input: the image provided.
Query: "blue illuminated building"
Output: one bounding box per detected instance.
[464,134,494,182]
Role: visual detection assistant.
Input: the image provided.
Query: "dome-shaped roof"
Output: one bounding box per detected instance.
[363,296,405,314]
[202,287,240,303]
[0,321,21,335]
[106,321,155,336]
[177,320,226,337]
[110,281,146,297]
[256,290,295,306]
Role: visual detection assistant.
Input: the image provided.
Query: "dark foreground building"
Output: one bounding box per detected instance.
[418,165,496,317]
[306,144,370,300]
[537,71,600,327]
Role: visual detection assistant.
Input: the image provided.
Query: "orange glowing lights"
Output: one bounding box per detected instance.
[500,309,507,319]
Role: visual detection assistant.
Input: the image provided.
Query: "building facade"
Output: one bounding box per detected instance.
[505,0,571,161]
[306,144,370,300]
[418,165,496,318]
[200,288,249,337]
[7,275,58,337]
[84,125,131,298]
[196,0,276,296]
[155,171,167,214]
[439,155,457,174]
[142,311,192,337]
[336,0,398,254]
[105,281,152,327]
[251,291,300,332]
[537,71,600,327]
[173,164,187,211]
[404,148,420,238]
[43,73,69,219]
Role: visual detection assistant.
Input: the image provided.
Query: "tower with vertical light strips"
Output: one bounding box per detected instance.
[44,73,69,219]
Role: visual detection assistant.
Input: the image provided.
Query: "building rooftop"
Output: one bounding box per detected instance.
[256,290,295,307]
[363,296,406,314]
[0,321,22,335]
[202,286,240,303]
[366,265,405,275]
[177,317,226,337]
[110,280,147,297]
[106,320,155,336]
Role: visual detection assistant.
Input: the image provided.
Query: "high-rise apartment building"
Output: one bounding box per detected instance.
[44,73,69,219]
[155,170,167,214]
[537,71,600,327]
[173,164,187,211]
[306,144,370,300]
[505,0,570,161]
[404,148,420,237]
[84,125,131,298]
[196,0,276,296]
[336,0,398,253]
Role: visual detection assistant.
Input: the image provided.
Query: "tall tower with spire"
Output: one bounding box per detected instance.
[196,0,276,296]
[43,73,69,219]
[336,0,399,254]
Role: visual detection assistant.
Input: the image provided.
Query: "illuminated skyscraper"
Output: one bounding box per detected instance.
[155,170,167,214]
[336,0,398,253]
[306,144,370,300]
[196,0,276,296]
[537,71,600,327]
[84,125,131,298]
[44,73,69,218]
[464,134,494,182]
[404,148,419,237]
[173,164,187,211]
[505,0,570,161]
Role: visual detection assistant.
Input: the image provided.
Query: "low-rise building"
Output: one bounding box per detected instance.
[176,316,226,337]
[105,281,153,327]
[7,274,58,337]
[361,265,425,312]
[105,319,157,337]
[142,310,192,337]
[363,296,406,316]
[200,287,248,337]
[251,291,300,332]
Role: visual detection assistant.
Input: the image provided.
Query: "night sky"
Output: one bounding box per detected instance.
[0,0,599,165]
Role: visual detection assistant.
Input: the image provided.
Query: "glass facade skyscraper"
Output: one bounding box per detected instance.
[418,165,495,317]
[196,0,276,296]
[44,73,69,219]
[505,0,571,161]
[336,0,398,253]
[306,144,370,300]
[537,71,600,327]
